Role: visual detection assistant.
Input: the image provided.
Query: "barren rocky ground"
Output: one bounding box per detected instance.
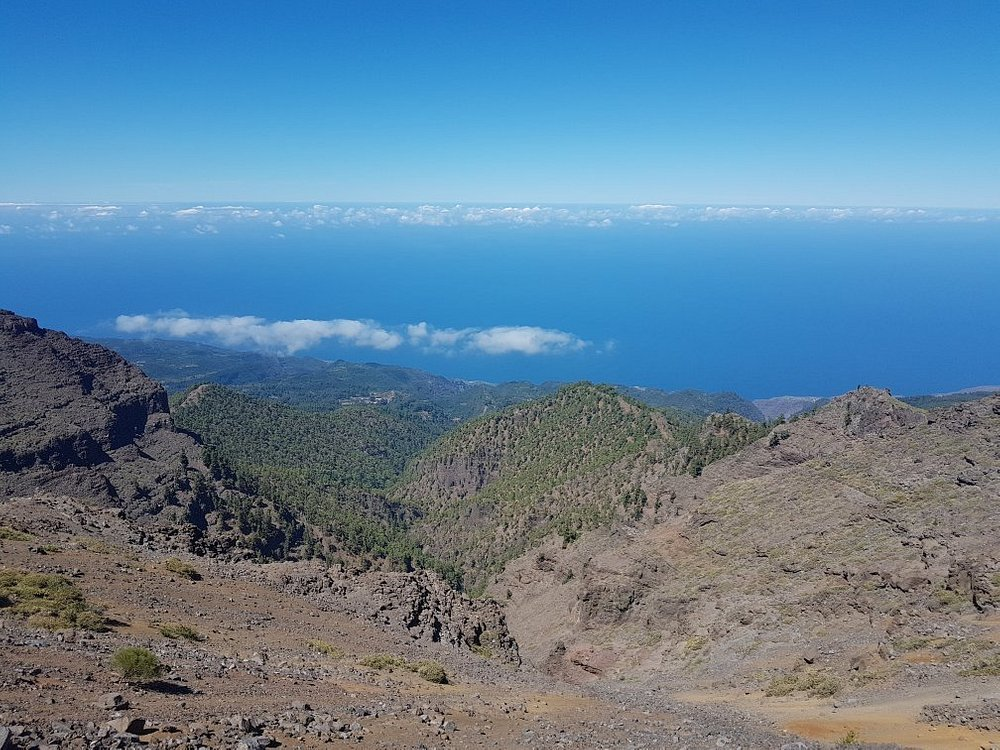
[1,495,835,749]
[2,494,998,748]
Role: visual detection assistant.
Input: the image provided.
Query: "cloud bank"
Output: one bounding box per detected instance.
[3,202,998,236]
[116,313,589,356]
[115,314,402,354]
[407,321,588,355]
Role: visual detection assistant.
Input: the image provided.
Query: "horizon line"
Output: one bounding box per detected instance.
[4,200,1000,212]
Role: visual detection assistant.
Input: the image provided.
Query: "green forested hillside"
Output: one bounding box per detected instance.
[901,388,1000,410]
[172,384,458,580]
[174,385,441,487]
[393,383,775,592]
[171,382,770,591]
[395,383,678,591]
[674,412,772,477]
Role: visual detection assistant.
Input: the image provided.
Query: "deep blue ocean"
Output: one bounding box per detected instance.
[3,219,998,398]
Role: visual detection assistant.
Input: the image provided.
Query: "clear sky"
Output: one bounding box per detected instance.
[1,1,998,206]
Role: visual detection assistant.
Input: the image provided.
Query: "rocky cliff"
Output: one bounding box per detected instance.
[489,388,1000,692]
[0,311,200,517]
[271,565,520,664]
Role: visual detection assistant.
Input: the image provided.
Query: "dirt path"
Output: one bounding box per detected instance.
[679,687,1000,749]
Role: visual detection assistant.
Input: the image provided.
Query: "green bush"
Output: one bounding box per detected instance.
[308,639,344,658]
[415,660,448,684]
[359,653,407,670]
[159,623,202,641]
[360,653,448,683]
[0,570,106,631]
[111,647,164,683]
[0,526,33,541]
[837,729,861,746]
[164,558,201,580]
[764,670,840,698]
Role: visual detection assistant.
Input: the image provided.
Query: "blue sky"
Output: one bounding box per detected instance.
[2,1,999,206]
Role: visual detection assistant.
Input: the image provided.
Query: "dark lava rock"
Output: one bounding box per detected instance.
[0,310,200,517]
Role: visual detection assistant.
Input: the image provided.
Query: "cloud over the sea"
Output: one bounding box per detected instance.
[115,314,402,354]
[3,202,998,236]
[407,321,588,355]
[116,313,589,356]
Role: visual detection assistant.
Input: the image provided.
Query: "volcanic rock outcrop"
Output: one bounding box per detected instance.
[0,310,199,516]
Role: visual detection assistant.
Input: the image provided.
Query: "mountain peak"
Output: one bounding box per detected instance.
[0,309,42,334]
[0,311,193,511]
[827,386,926,436]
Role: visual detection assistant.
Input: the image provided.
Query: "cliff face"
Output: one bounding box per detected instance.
[493,388,1000,687]
[0,311,198,512]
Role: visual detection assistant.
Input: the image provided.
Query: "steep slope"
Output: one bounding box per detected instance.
[0,311,199,517]
[0,312,323,559]
[173,384,441,490]
[492,388,1000,699]
[396,384,677,591]
[171,384,455,573]
[395,384,770,592]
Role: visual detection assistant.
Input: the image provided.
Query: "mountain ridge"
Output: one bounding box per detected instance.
[94,337,766,421]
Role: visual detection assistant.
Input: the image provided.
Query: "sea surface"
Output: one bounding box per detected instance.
[2,215,998,398]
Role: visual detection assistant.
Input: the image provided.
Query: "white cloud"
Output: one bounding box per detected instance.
[75,205,120,217]
[405,321,586,354]
[5,203,998,235]
[115,314,403,354]
[407,322,429,342]
[429,327,474,348]
[469,326,588,355]
[116,313,589,357]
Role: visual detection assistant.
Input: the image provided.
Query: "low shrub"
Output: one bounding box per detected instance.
[0,526,33,541]
[308,639,344,658]
[0,570,106,631]
[414,660,448,684]
[164,557,201,580]
[360,653,407,670]
[960,652,1000,677]
[78,538,117,554]
[159,623,202,641]
[111,647,164,683]
[360,653,448,683]
[837,728,861,746]
[764,669,840,698]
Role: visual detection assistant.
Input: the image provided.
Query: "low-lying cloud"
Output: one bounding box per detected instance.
[116,313,589,356]
[4,202,998,237]
[407,321,588,355]
[115,314,403,354]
